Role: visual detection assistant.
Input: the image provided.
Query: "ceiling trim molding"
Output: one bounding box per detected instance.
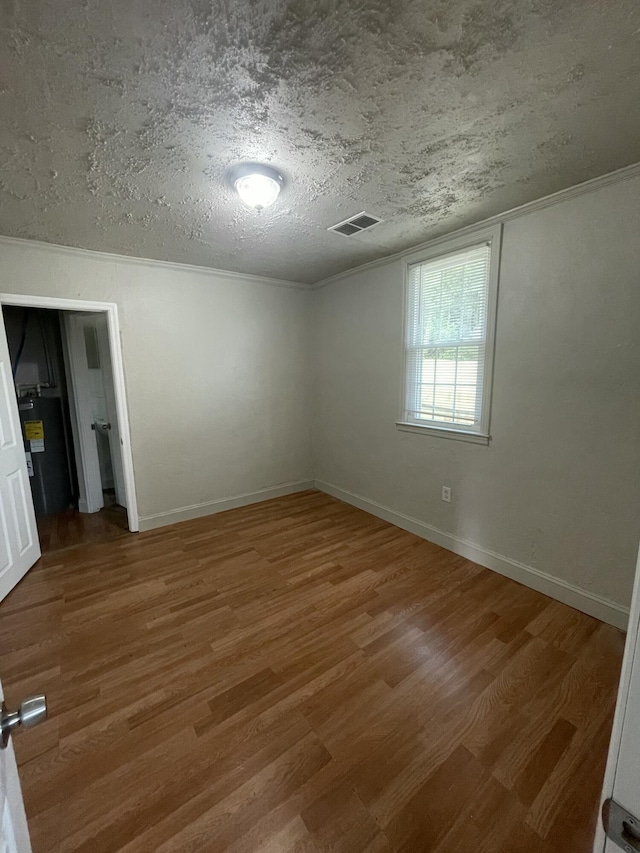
[0,235,311,291]
[312,160,640,289]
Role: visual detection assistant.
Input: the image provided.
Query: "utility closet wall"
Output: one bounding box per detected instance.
[4,306,67,400]
[312,174,640,622]
[0,242,313,528]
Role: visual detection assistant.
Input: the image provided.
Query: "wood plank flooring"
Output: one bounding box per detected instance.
[0,490,624,852]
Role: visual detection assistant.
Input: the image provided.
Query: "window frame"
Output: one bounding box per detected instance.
[396,224,502,445]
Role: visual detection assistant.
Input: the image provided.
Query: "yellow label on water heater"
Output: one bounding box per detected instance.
[24,420,44,441]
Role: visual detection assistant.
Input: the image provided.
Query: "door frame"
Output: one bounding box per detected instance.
[593,543,640,851]
[0,294,139,532]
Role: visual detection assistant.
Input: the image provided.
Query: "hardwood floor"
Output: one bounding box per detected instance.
[36,501,129,555]
[0,490,624,852]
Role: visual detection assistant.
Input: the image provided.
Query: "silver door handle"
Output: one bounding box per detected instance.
[91,422,111,431]
[1,695,47,748]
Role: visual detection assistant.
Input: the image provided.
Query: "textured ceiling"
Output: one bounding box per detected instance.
[1,0,639,284]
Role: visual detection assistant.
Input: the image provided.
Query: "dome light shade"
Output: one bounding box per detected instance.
[235,173,281,209]
[231,163,284,210]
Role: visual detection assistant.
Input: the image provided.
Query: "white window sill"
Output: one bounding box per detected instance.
[395,422,491,445]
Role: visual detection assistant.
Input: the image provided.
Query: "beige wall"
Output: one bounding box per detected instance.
[0,240,313,527]
[313,175,640,619]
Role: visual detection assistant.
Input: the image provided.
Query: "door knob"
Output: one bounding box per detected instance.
[1,695,47,748]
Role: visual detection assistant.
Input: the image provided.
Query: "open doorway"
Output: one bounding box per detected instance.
[0,297,138,555]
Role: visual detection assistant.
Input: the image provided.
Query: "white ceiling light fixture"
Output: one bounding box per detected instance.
[231,163,284,211]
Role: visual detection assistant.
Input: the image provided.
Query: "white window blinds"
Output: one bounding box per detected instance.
[404,243,491,431]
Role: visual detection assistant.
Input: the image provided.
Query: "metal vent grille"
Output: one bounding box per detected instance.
[328,211,383,237]
[333,222,361,236]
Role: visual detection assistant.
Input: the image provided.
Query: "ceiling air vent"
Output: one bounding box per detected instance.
[328,211,383,237]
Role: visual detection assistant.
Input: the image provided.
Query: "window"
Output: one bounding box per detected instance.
[399,227,500,443]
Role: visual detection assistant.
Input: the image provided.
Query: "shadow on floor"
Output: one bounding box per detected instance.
[36,495,129,555]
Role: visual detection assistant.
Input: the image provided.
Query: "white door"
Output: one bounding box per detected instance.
[95,318,127,508]
[0,307,41,603]
[65,313,127,512]
[0,678,32,853]
[64,313,104,513]
[594,542,640,852]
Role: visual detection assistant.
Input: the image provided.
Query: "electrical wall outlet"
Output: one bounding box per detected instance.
[441,486,451,503]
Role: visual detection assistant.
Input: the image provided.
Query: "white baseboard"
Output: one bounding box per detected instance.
[315,480,629,631]
[138,480,315,532]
